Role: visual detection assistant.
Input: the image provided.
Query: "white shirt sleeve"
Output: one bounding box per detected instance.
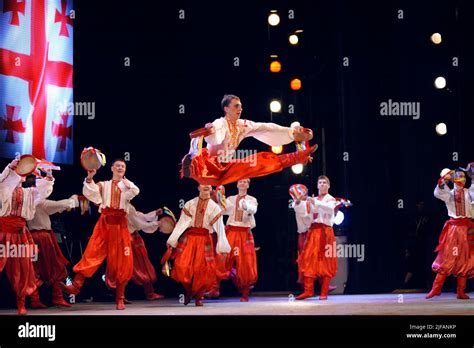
[138,210,158,221]
[293,200,312,233]
[293,200,310,216]
[310,197,337,213]
[211,207,231,254]
[0,165,16,183]
[119,180,140,201]
[167,201,193,248]
[468,182,474,203]
[0,165,21,195]
[222,197,234,216]
[134,210,159,233]
[138,220,160,234]
[83,179,103,205]
[242,120,295,146]
[434,184,450,203]
[204,118,226,145]
[241,197,258,214]
[34,178,54,206]
[42,196,78,215]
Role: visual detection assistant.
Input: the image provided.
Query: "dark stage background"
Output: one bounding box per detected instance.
[1,0,473,303]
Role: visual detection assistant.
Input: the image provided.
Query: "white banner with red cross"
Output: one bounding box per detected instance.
[0,0,73,164]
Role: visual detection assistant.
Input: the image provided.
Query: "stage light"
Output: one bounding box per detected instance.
[268,12,280,26]
[270,60,282,73]
[102,274,106,282]
[271,145,283,154]
[435,122,447,135]
[431,33,442,44]
[291,164,304,175]
[289,34,299,45]
[290,78,302,91]
[334,211,345,225]
[270,100,282,112]
[434,76,446,89]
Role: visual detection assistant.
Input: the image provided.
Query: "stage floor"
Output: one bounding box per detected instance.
[1,292,473,315]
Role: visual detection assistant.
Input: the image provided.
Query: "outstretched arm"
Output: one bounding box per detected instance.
[243,120,296,146]
[34,176,55,205]
[241,197,258,215]
[42,195,79,215]
[134,209,161,233]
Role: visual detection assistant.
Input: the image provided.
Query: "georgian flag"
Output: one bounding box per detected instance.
[0,0,73,164]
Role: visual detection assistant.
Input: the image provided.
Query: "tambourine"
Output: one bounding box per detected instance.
[293,127,313,142]
[80,147,106,171]
[15,155,38,176]
[162,260,172,277]
[440,168,454,181]
[289,184,308,201]
[212,185,226,209]
[158,207,177,234]
[161,246,174,277]
[189,126,215,139]
[78,195,90,215]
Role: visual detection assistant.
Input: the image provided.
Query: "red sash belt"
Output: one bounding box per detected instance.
[29,229,50,233]
[226,225,251,232]
[309,222,330,229]
[0,216,27,233]
[0,216,34,245]
[101,207,127,225]
[185,227,210,236]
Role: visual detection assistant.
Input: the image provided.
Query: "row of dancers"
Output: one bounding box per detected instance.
[2,157,471,313]
[0,155,347,312]
[1,92,473,313]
